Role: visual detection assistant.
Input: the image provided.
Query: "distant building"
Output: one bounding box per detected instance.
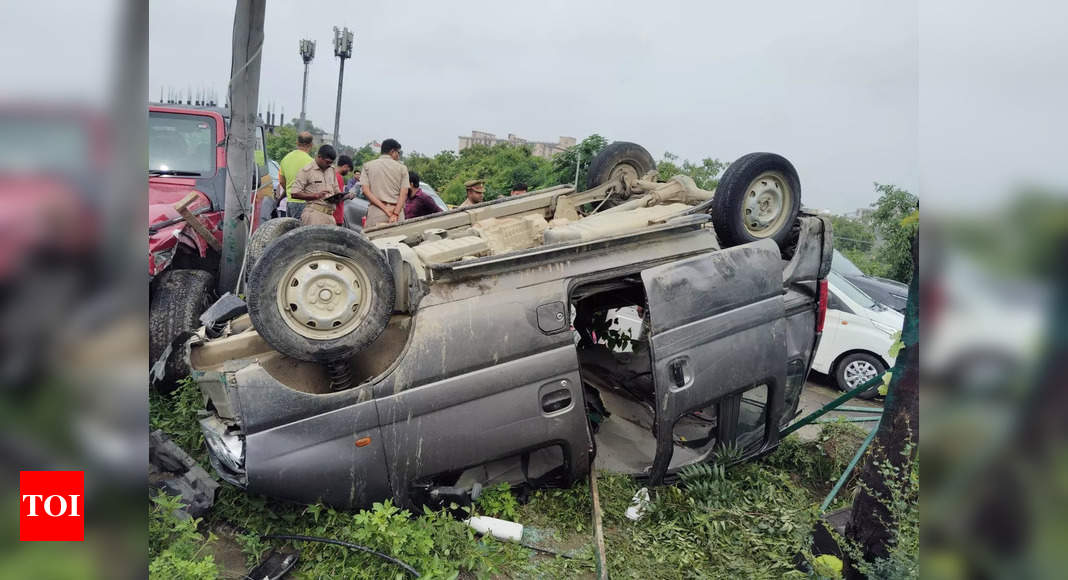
[844,208,874,222]
[457,131,576,159]
[310,128,331,147]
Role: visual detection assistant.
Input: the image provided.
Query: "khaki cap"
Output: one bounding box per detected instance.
[464,179,485,189]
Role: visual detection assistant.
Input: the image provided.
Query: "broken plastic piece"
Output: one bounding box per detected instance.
[200,292,247,337]
[625,487,650,521]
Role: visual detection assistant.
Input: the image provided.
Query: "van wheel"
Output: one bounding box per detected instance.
[835,352,885,400]
[586,142,657,207]
[245,217,301,281]
[150,269,215,394]
[711,152,801,249]
[247,226,394,363]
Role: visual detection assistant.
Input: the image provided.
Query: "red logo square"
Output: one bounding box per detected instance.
[19,471,84,541]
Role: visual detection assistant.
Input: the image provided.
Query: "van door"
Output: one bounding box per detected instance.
[641,239,787,484]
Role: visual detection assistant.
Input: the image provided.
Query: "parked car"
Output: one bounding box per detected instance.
[148,102,268,392]
[189,144,831,509]
[812,270,904,398]
[831,249,908,312]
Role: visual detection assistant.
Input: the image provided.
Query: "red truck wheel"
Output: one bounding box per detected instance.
[150,269,215,394]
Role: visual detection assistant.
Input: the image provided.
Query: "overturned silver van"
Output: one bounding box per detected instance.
[190,143,832,509]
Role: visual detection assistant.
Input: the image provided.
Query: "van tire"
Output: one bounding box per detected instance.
[247,226,394,363]
[246,218,301,280]
[711,152,801,249]
[586,142,657,207]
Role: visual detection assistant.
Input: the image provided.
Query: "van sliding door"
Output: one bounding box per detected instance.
[640,239,787,484]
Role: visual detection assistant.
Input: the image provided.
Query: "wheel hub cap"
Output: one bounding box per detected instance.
[277,251,370,340]
[742,171,790,237]
[844,360,878,388]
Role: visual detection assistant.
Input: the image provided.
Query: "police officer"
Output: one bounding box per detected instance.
[459,179,485,207]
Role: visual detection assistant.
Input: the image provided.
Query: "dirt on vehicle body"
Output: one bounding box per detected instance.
[189,143,832,509]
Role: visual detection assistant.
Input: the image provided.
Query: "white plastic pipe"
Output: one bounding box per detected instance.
[466,516,524,542]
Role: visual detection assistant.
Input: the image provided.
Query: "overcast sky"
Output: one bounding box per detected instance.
[146,0,1066,214]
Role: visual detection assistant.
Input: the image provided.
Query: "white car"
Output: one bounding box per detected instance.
[812,271,904,398]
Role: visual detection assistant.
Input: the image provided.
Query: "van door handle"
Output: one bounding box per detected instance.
[670,359,687,388]
[541,388,572,413]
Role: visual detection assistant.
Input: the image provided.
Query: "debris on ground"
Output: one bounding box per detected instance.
[148,429,218,519]
[247,548,300,580]
[625,487,650,521]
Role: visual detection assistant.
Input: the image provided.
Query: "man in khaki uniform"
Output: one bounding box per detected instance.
[289,145,341,226]
[459,179,485,207]
[361,139,409,228]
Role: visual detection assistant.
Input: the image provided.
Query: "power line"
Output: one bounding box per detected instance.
[835,236,876,247]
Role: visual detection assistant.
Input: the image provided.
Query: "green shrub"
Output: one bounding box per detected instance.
[844,442,919,579]
[149,492,218,579]
[475,482,520,520]
[149,376,205,456]
[765,423,868,497]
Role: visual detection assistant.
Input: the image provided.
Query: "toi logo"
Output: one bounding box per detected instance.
[20,471,84,541]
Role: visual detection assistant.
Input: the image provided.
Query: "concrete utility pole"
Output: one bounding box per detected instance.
[220,0,265,293]
[298,39,316,132]
[332,26,354,147]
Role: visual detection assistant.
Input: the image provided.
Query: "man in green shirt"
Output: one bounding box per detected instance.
[277,131,315,219]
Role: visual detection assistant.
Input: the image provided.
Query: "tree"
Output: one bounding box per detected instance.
[658,152,727,190]
[831,214,882,277]
[550,134,608,187]
[404,144,555,205]
[869,183,919,283]
[266,125,297,162]
[845,233,919,578]
[829,215,876,254]
[350,143,377,169]
[265,120,335,162]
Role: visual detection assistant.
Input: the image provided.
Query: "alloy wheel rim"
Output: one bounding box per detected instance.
[844,360,879,388]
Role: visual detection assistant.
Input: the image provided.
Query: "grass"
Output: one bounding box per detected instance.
[150,381,891,578]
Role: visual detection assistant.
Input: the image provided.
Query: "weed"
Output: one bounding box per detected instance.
[833,441,919,579]
[475,482,520,520]
[149,492,218,579]
[519,481,592,534]
[765,423,867,496]
[149,376,205,457]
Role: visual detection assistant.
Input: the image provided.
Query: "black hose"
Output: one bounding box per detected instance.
[520,542,583,560]
[262,533,419,578]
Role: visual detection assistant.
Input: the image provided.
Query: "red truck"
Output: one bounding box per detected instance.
[148,103,268,391]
